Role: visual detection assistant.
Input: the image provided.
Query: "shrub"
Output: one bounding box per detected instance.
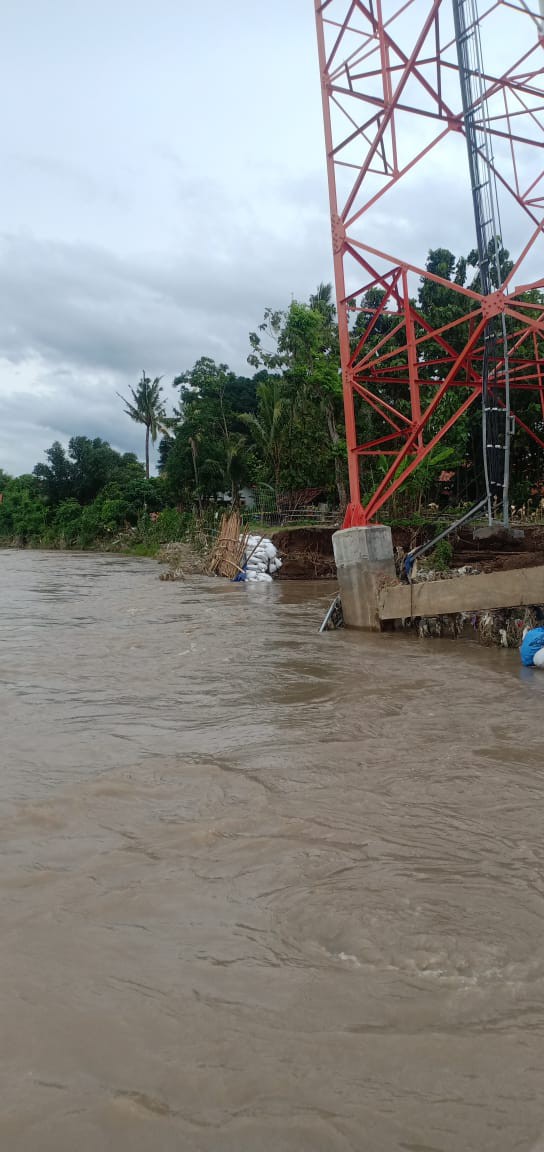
[428,539,453,572]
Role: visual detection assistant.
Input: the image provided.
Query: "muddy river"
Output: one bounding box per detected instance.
[1,549,544,1151]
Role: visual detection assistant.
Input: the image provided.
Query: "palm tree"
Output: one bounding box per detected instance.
[240,378,289,497]
[309,282,336,326]
[195,431,250,508]
[117,372,167,479]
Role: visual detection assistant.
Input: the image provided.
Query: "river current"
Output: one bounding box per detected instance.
[1,548,544,1151]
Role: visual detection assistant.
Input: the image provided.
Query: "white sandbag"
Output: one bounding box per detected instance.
[238,533,280,580]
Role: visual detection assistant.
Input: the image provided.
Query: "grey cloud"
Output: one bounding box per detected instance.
[0,175,333,385]
[0,370,148,476]
[0,169,334,473]
[0,234,196,374]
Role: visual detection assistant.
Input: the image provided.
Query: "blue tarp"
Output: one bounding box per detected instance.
[520,627,544,667]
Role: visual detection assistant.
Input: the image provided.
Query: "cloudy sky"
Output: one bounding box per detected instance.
[0,0,336,474]
[0,0,541,475]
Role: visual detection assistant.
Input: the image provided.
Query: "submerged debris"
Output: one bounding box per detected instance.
[414,614,464,639]
[476,606,542,647]
[404,603,544,647]
[158,541,208,580]
[320,595,344,632]
[393,556,544,645]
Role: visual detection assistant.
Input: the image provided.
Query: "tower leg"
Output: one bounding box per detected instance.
[333,526,396,629]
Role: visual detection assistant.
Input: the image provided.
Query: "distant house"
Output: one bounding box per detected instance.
[216,487,256,509]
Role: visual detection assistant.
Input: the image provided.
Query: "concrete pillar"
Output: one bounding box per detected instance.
[333,525,396,629]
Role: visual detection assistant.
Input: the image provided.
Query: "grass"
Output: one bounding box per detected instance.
[118,541,160,558]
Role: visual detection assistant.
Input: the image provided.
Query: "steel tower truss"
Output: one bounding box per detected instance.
[314,0,544,526]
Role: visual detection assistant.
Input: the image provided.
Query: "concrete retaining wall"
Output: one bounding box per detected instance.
[379,565,544,621]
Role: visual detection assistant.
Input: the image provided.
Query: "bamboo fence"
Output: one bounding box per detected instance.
[208,511,248,579]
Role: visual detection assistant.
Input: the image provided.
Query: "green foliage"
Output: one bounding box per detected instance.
[32,437,148,509]
[140,507,191,545]
[52,498,84,545]
[240,378,289,494]
[427,539,454,572]
[164,358,255,506]
[0,475,47,543]
[33,441,74,505]
[248,287,348,506]
[0,436,169,549]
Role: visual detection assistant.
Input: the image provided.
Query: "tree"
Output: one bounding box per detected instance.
[223,373,259,425]
[309,281,336,326]
[33,441,74,505]
[249,287,348,508]
[67,436,142,503]
[0,474,47,543]
[33,437,147,506]
[240,378,289,496]
[285,300,348,509]
[467,235,513,292]
[117,372,167,479]
[164,358,253,505]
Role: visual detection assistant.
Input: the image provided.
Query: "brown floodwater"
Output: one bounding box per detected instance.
[1,548,544,1152]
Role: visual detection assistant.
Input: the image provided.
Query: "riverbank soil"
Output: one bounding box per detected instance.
[271,529,337,579]
[272,525,544,578]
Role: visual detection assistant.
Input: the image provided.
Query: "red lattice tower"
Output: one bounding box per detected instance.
[314,0,544,526]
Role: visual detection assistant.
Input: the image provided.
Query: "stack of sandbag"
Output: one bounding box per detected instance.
[242,534,282,582]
